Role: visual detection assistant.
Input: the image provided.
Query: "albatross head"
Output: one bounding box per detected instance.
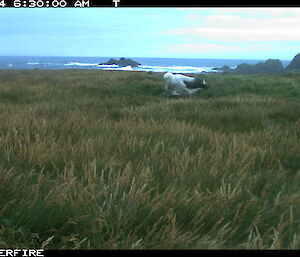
[163,72,174,81]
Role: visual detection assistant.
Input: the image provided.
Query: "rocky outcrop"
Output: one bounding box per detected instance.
[212,59,284,74]
[212,54,300,74]
[99,58,141,67]
[234,59,284,74]
[286,53,300,70]
[212,65,232,72]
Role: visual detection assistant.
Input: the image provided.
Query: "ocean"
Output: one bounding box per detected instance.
[0,56,291,74]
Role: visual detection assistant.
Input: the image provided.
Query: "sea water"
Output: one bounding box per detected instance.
[0,56,291,74]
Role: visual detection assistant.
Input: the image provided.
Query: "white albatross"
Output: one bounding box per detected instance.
[163,72,207,96]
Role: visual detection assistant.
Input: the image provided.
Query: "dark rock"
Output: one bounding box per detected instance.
[99,57,141,67]
[101,58,119,65]
[212,65,232,72]
[118,58,141,67]
[286,53,300,70]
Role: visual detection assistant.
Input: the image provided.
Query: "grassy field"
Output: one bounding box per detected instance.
[0,69,299,249]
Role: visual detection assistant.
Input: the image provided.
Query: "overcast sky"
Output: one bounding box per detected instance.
[1,7,300,60]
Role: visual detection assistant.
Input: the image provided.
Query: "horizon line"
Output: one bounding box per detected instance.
[0,55,293,61]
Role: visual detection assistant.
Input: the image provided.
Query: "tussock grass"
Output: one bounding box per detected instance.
[0,70,299,249]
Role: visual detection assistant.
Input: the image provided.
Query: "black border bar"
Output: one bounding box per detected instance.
[1,0,300,8]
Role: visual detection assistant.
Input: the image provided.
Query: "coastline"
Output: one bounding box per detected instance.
[0,56,291,74]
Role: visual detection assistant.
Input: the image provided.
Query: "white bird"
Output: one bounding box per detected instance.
[163,72,207,96]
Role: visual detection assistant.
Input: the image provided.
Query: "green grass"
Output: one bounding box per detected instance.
[0,69,299,249]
